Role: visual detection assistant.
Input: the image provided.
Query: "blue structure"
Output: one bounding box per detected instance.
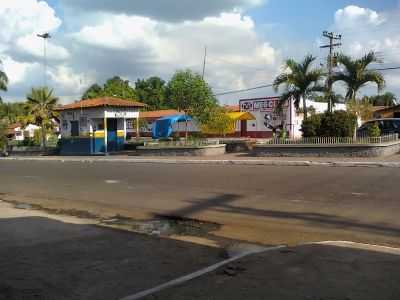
[57,97,145,155]
[152,114,192,139]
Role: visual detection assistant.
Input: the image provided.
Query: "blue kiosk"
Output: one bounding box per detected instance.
[57,97,145,155]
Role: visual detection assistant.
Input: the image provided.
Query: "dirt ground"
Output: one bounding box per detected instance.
[0,201,222,300]
[145,243,400,300]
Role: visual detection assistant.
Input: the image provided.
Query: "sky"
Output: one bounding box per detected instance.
[0,0,399,104]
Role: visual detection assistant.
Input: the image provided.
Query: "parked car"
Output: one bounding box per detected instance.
[357,118,400,136]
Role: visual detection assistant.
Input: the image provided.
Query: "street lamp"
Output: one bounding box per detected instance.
[37,33,51,88]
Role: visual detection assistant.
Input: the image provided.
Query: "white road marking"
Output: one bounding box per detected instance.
[119,245,284,300]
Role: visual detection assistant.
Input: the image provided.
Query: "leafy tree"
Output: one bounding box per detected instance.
[135,77,167,110]
[81,76,136,100]
[200,106,233,137]
[26,87,59,149]
[166,69,217,138]
[0,102,28,123]
[367,122,381,137]
[367,92,397,107]
[273,54,324,120]
[82,83,103,99]
[346,97,374,122]
[301,111,357,137]
[0,59,8,101]
[103,76,136,99]
[0,119,8,152]
[332,52,385,102]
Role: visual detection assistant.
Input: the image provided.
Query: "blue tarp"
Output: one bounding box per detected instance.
[152,114,192,139]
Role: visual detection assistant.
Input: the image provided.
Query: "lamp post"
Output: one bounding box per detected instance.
[37,33,51,88]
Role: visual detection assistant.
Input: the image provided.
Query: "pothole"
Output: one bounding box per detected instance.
[101,214,221,237]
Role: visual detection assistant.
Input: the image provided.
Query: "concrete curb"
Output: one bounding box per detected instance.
[1,156,400,168]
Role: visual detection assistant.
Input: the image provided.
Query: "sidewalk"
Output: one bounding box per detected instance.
[2,153,400,167]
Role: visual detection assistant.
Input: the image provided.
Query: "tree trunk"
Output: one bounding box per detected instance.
[41,121,47,149]
[302,95,308,120]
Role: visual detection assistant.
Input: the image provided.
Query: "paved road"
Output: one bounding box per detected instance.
[1,160,400,246]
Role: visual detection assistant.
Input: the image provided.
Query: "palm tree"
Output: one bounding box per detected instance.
[0,59,8,101]
[332,52,385,102]
[273,55,324,120]
[26,87,59,148]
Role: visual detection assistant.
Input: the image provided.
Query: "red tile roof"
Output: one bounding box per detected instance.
[224,104,240,112]
[55,97,146,111]
[139,109,182,120]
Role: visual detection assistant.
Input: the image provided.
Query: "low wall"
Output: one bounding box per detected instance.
[9,146,58,156]
[136,144,226,156]
[252,141,400,157]
[219,139,255,153]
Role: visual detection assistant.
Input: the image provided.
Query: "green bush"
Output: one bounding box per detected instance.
[367,122,381,137]
[301,110,357,137]
[301,114,322,137]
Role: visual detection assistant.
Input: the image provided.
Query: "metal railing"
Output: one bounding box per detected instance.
[257,133,399,145]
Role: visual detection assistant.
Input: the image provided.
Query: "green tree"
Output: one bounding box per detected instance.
[166,69,217,138]
[26,87,59,149]
[367,92,397,107]
[273,54,324,120]
[0,102,28,123]
[135,77,167,110]
[0,59,8,101]
[82,83,103,99]
[200,106,233,137]
[0,119,8,153]
[332,52,385,102]
[81,76,136,100]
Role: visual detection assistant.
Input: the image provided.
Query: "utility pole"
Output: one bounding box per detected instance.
[37,33,51,88]
[202,46,207,80]
[320,31,341,112]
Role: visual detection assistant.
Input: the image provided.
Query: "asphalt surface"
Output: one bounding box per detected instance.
[145,243,400,300]
[1,160,400,246]
[0,203,222,300]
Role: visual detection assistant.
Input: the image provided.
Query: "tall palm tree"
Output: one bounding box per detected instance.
[273,55,324,119]
[26,87,59,148]
[332,52,385,102]
[0,59,8,101]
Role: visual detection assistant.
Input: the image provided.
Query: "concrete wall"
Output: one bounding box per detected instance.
[252,142,400,157]
[136,144,226,156]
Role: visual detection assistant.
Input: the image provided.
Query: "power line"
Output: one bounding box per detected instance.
[213,83,274,96]
[213,66,400,97]
[320,31,342,112]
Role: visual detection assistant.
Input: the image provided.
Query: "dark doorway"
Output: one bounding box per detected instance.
[393,112,400,118]
[240,120,247,137]
[107,118,118,152]
[70,121,79,137]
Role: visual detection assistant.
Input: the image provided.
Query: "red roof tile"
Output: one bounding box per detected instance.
[224,104,240,112]
[139,109,182,120]
[55,97,145,111]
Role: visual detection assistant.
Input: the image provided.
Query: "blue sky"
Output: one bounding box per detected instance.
[1,0,399,103]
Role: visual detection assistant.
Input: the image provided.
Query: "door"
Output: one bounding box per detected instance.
[107,118,118,152]
[70,121,79,137]
[240,120,247,137]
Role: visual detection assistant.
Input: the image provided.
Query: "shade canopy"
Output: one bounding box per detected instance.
[227,112,256,121]
[152,114,192,139]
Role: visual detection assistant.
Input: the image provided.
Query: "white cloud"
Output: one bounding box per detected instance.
[335,5,385,29]
[1,56,40,85]
[71,12,281,100]
[0,0,69,62]
[332,5,400,97]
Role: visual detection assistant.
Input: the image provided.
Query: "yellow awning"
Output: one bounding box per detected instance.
[227,112,256,121]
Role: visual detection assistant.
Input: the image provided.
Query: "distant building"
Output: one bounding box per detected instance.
[7,123,41,141]
[56,97,145,155]
[238,97,347,138]
[373,105,400,119]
